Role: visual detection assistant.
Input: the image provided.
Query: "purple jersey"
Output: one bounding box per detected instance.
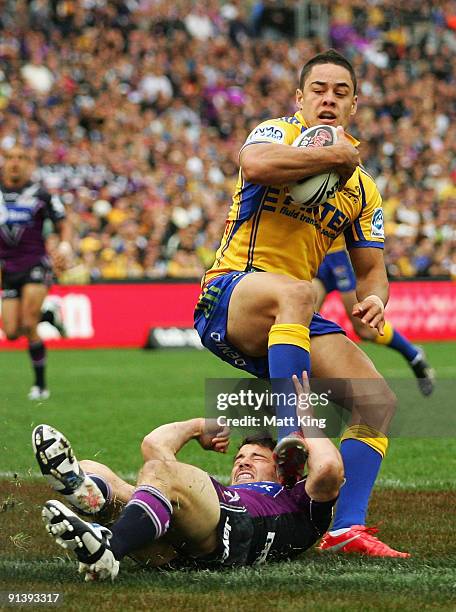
[213,479,308,518]
[194,477,335,566]
[0,182,65,274]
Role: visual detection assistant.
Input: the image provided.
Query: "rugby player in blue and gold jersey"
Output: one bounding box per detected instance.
[194,49,409,557]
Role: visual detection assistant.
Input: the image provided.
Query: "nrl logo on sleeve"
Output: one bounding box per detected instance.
[371,208,384,238]
[246,124,285,144]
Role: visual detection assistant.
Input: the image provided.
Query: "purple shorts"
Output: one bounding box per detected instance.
[193,478,336,567]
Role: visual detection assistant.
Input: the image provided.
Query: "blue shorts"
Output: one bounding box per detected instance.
[194,270,344,379]
[316,250,356,294]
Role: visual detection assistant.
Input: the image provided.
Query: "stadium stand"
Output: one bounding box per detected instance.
[0,0,454,282]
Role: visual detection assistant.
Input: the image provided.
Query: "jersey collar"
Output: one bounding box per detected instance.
[294,111,360,147]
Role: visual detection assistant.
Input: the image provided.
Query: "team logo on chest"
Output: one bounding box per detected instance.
[0,188,42,245]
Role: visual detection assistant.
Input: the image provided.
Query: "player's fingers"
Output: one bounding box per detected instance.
[352,302,365,317]
[292,374,303,395]
[369,310,384,327]
[214,440,229,453]
[301,370,310,394]
[215,425,230,439]
[377,319,385,336]
[363,308,382,327]
[361,307,378,325]
[336,125,345,139]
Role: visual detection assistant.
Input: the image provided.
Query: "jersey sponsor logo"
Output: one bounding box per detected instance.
[221,516,232,561]
[4,206,34,224]
[246,125,285,144]
[30,266,45,281]
[255,531,276,564]
[210,332,247,367]
[371,208,384,238]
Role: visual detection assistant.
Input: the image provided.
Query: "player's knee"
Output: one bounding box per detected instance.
[352,319,377,341]
[278,280,314,316]
[21,323,34,338]
[140,458,180,500]
[383,385,397,419]
[5,330,20,340]
[141,458,177,482]
[141,435,162,461]
[357,382,397,430]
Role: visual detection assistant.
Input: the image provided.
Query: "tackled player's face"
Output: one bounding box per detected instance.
[230,444,278,485]
[3,147,32,185]
[296,63,357,129]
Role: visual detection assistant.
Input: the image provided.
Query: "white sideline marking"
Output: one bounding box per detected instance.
[0,470,230,484]
[0,471,453,489]
[381,365,456,376]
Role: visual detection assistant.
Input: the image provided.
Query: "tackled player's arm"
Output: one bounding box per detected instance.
[240,130,360,186]
[349,247,389,335]
[293,374,344,502]
[141,418,229,462]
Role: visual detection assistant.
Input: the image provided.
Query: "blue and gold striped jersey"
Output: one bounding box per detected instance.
[204,112,384,284]
[326,233,347,255]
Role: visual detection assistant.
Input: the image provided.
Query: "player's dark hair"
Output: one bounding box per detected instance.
[299,49,357,95]
[238,434,276,452]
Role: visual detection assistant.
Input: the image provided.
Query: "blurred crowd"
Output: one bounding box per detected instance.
[0,0,455,281]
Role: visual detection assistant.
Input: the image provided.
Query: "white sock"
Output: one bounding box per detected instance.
[329,527,351,536]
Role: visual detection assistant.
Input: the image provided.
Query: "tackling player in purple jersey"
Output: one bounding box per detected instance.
[0,145,72,400]
[35,374,348,580]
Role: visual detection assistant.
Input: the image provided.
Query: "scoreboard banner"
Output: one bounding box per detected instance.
[0,280,455,349]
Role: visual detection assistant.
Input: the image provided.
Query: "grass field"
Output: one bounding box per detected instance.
[1,342,455,611]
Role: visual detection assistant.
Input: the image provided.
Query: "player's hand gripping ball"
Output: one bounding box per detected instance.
[288,124,340,208]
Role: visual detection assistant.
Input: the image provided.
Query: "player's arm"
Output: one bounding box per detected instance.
[345,174,387,334]
[141,418,230,462]
[293,373,344,502]
[349,246,389,336]
[240,127,359,186]
[45,191,73,271]
[51,218,72,272]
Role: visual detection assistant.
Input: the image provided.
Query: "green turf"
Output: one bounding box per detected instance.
[0,342,455,485]
[0,342,455,610]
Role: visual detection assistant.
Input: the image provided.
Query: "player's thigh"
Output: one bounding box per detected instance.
[312,277,327,311]
[138,460,220,553]
[21,283,47,327]
[311,333,395,431]
[227,272,313,357]
[311,332,380,379]
[340,290,377,340]
[1,298,21,337]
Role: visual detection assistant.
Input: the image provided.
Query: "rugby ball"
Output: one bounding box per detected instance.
[288,125,340,208]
